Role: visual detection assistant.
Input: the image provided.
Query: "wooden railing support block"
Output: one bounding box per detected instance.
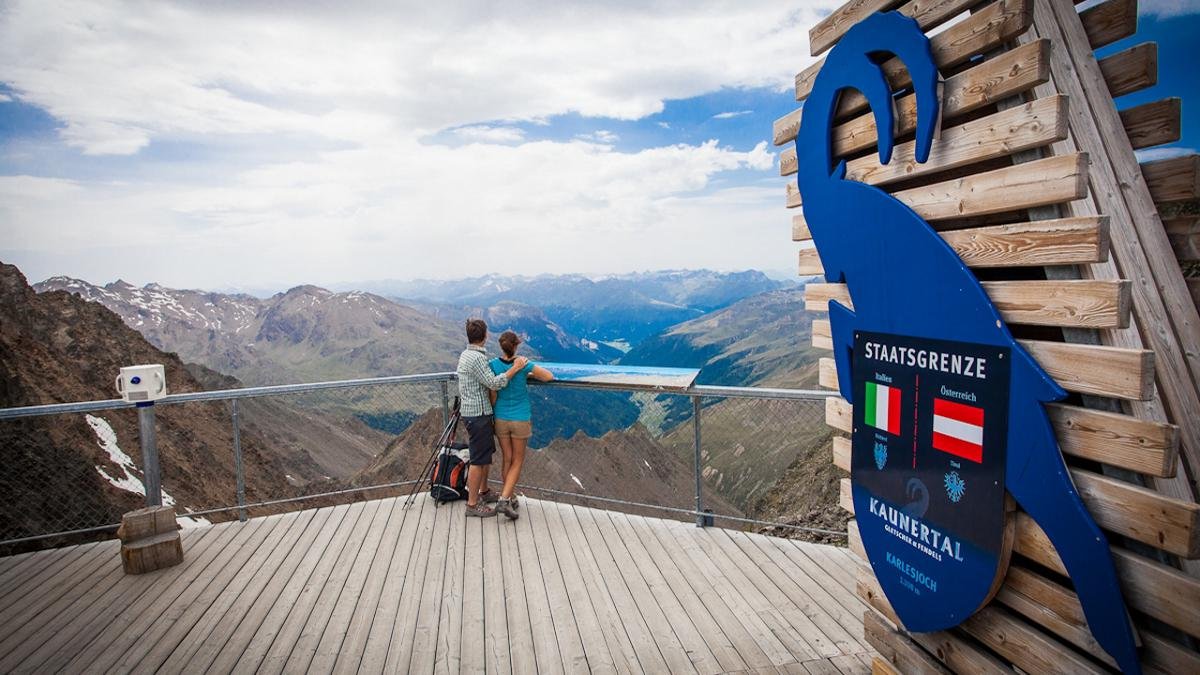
[118,505,182,575]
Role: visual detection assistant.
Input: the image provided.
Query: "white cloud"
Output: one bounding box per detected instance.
[0,0,829,286]
[0,1,833,155]
[712,110,754,120]
[0,92,11,102]
[575,130,619,144]
[1135,146,1195,163]
[1137,0,1200,17]
[452,125,527,144]
[657,121,671,129]
[2,139,778,287]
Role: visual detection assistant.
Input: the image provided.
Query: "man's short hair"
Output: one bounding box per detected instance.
[466,318,488,344]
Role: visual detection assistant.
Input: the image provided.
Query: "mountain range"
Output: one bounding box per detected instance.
[33,277,463,386]
[18,264,841,537]
[0,263,394,547]
[338,269,790,345]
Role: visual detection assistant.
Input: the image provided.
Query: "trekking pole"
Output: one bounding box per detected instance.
[404,416,452,508]
[404,399,461,508]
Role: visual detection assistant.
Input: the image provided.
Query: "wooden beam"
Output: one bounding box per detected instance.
[1030,0,1200,528]
[794,217,1110,270]
[807,0,905,57]
[1168,233,1199,263]
[839,477,854,513]
[859,571,1017,672]
[1046,403,1179,478]
[815,322,1154,399]
[796,0,1001,97]
[797,0,1032,102]
[1163,216,1199,238]
[788,154,1089,222]
[860,568,1098,674]
[844,94,1068,186]
[803,279,1131,329]
[1099,42,1158,98]
[792,214,810,240]
[903,624,1015,675]
[1119,98,1182,150]
[1143,631,1200,674]
[1164,216,1200,263]
[848,519,866,562]
[1141,154,1200,204]
[863,609,954,674]
[823,358,1178,475]
[1014,511,1200,637]
[857,567,897,624]
[1078,0,1137,50]
[872,655,903,675]
[888,153,1088,220]
[996,566,1119,668]
[1022,339,1154,400]
[1070,469,1200,558]
[780,95,1069,187]
[821,358,842,395]
[797,247,823,276]
[833,433,851,471]
[827,395,853,434]
[960,605,1107,673]
[774,38,1050,148]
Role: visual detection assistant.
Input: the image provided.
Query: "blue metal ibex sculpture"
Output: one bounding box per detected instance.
[795,12,1140,673]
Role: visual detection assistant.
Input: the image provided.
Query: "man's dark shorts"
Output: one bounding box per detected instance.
[463,414,496,466]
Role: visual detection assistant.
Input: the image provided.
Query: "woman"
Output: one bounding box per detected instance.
[488,330,553,520]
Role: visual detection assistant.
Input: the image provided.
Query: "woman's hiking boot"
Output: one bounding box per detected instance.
[496,498,519,521]
[465,502,497,518]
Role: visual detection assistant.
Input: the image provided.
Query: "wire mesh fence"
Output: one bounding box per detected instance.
[0,409,143,547]
[0,374,840,553]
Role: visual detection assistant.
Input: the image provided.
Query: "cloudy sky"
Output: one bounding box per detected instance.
[1,1,1196,292]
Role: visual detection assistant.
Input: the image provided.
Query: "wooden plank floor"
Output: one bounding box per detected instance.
[0,495,876,674]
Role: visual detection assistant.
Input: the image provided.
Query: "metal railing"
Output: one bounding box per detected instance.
[0,371,839,549]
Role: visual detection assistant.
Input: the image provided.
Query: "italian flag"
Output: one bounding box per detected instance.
[863,382,901,435]
[932,398,985,463]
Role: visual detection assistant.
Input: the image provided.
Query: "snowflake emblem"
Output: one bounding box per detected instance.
[873,442,887,470]
[944,471,966,503]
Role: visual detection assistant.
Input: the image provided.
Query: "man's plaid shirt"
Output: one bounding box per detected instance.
[456,345,509,416]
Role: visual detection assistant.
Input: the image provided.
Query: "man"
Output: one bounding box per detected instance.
[457,318,528,517]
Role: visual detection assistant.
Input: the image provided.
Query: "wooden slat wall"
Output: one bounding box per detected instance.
[783,0,1200,671]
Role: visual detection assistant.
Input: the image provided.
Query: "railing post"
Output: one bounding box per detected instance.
[692,395,704,527]
[440,380,450,428]
[231,399,247,522]
[137,403,162,507]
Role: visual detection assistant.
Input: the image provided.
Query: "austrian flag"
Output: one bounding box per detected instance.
[932,398,985,463]
[863,382,901,435]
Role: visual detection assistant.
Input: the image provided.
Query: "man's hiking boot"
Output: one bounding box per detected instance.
[496,498,519,521]
[476,489,500,504]
[465,503,497,518]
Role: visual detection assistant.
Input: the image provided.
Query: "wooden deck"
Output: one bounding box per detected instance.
[0,495,876,674]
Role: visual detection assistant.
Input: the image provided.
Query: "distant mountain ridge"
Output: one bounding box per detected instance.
[34,275,646,446]
[35,277,465,386]
[0,262,392,547]
[621,287,817,388]
[339,269,791,345]
[33,276,648,382]
[401,299,623,363]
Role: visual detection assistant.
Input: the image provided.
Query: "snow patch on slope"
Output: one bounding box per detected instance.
[86,415,210,527]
